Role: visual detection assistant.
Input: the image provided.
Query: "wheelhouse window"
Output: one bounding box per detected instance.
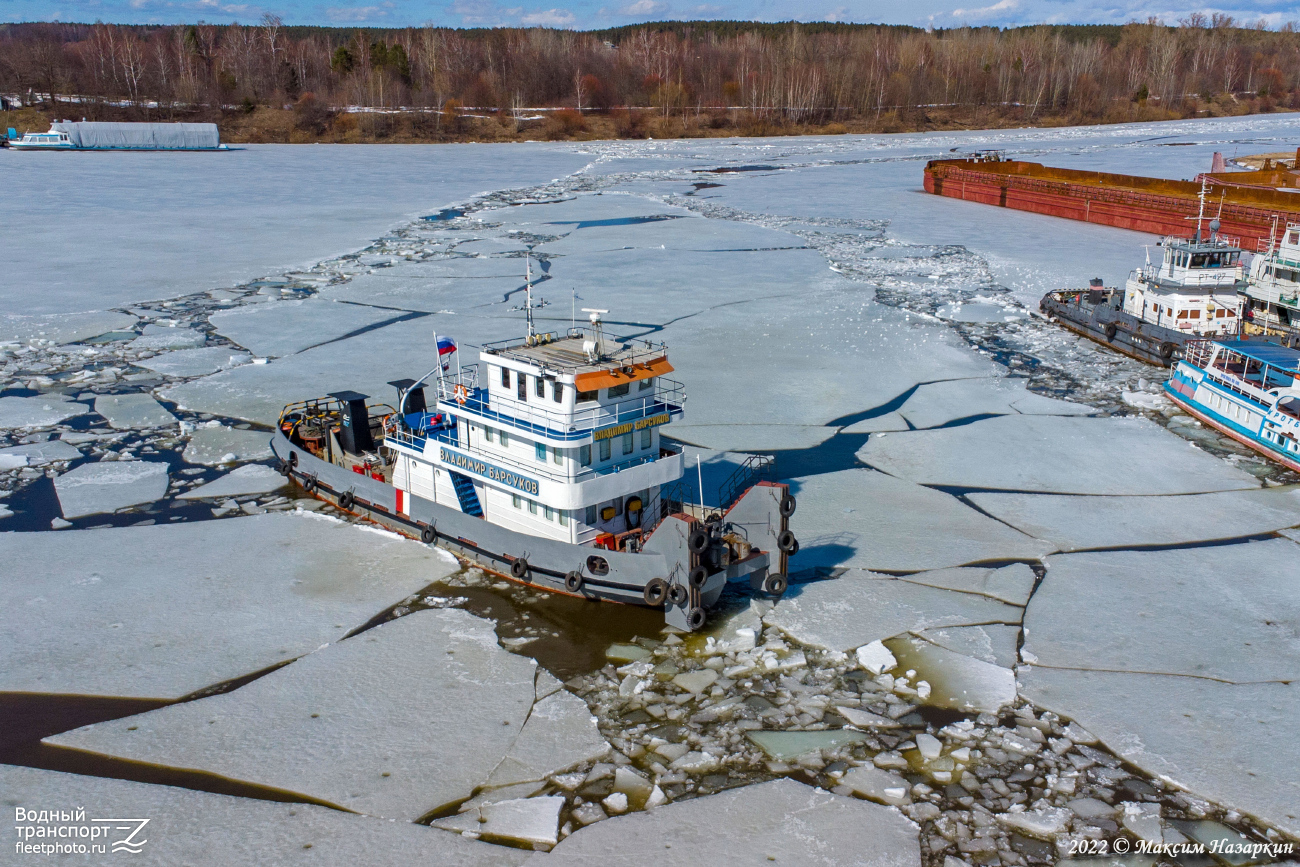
[599,438,611,461]
[607,383,630,399]
[501,367,511,388]
[535,376,545,398]
[639,377,654,391]
[553,382,564,403]
[517,375,527,401]
[577,389,597,403]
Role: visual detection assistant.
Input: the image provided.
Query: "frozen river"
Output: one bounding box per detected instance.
[3,115,1300,864]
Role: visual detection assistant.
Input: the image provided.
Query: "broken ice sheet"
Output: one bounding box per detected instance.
[94,392,178,429]
[0,513,458,698]
[1023,540,1300,683]
[0,393,88,429]
[884,635,1017,713]
[53,459,169,518]
[129,327,207,351]
[969,486,1300,551]
[895,376,1093,430]
[788,469,1053,573]
[0,310,137,345]
[860,415,1259,495]
[183,424,274,465]
[483,687,611,789]
[898,563,1037,607]
[0,438,82,465]
[1021,667,1300,838]
[48,609,544,821]
[526,778,921,866]
[915,624,1021,669]
[435,796,565,850]
[0,765,527,867]
[209,298,402,358]
[134,345,253,377]
[745,728,868,760]
[177,463,288,499]
[766,568,1022,654]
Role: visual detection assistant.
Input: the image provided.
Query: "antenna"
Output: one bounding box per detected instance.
[581,307,608,362]
[513,254,549,345]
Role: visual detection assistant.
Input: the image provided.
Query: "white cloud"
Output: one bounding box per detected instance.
[325,3,387,19]
[950,0,1017,17]
[618,0,668,14]
[520,7,576,24]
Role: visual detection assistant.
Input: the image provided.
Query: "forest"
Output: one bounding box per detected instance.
[2,17,1298,142]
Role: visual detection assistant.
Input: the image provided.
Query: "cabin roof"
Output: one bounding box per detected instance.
[1217,341,1300,372]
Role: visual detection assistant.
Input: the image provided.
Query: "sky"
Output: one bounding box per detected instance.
[6,0,1300,32]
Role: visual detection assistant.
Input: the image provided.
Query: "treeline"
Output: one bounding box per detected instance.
[2,17,1299,139]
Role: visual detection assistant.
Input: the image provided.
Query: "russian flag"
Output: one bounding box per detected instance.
[436,335,457,356]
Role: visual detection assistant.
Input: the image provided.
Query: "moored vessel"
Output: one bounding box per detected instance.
[1243,221,1300,345]
[1040,193,1244,366]
[7,120,226,151]
[272,297,797,631]
[1165,338,1300,473]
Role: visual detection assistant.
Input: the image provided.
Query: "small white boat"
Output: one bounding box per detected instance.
[7,127,76,151]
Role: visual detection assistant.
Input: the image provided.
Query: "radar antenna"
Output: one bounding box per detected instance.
[581,308,608,363]
[512,255,549,345]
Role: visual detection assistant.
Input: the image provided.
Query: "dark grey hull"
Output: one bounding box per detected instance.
[271,430,789,630]
[1040,293,1190,367]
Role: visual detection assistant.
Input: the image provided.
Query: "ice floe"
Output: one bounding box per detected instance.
[94,393,178,430]
[0,393,88,429]
[0,310,137,345]
[210,298,403,358]
[915,624,1021,669]
[0,513,456,698]
[885,635,1016,713]
[436,796,566,849]
[896,377,1093,430]
[969,486,1300,551]
[529,778,921,867]
[897,564,1038,607]
[788,470,1053,573]
[134,345,253,377]
[0,438,82,465]
[129,327,208,352]
[860,416,1259,495]
[53,460,170,518]
[0,765,528,867]
[48,609,554,820]
[177,463,288,499]
[182,424,275,465]
[765,570,1023,654]
[483,687,611,789]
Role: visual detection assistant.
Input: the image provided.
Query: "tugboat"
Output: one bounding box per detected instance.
[1040,184,1245,367]
[271,282,797,632]
[1165,338,1300,473]
[1242,221,1300,346]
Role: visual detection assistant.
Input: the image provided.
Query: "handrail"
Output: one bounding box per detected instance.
[719,454,776,511]
[436,379,687,441]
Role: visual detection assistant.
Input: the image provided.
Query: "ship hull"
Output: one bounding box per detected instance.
[1040,293,1189,367]
[271,430,788,629]
[925,159,1300,249]
[1163,386,1300,474]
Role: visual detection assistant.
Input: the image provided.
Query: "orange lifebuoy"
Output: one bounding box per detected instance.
[454,384,469,405]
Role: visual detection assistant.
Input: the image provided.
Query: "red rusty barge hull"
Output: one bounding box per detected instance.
[923,159,1300,249]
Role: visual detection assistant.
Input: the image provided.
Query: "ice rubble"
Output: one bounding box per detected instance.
[0,513,457,698]
[895,377,1093,430]
[53,460,170,518]
[134,345,253,377]
[177,463,288,499]
[182,424,274,465]
[210,298,402,358]
[860,416,1260,495]
[764,569,1023,654]
[528,778,921,867]
[1023,540,1300,683]
[0,393,88,429]
[0,765,529,867]
[969,486,1300,551]
[788,470,1053,573]
[94,393,178,429]
[49,609,608,822]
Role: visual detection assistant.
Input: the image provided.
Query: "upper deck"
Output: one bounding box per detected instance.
[1132,233,1245,292]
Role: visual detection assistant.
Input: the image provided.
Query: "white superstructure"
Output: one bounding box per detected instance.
[1244,221,1300,336]
[384,310,686,548]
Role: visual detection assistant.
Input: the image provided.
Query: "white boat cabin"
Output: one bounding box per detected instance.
[1244,222,1300,333]
[384,313,687,548]
[1123,233,1243,335]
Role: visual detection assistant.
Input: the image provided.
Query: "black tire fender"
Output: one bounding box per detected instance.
[510,558,530,580]
[687,527,710,554]
[420,525,436,545]
[1103,322,1118,341]
[777,530,798,553]
[686,607,707,631]
[338,490,355,510]
[779,493,796,518]
[763,573,788,598]
[667,583,689,606]
[279,460,293,476]
[303,475,317,493]
[688,566,709,590]
[1159,341,1176,359]
[565,571,583,593]
[288,451,298,467]
[643,578,668,607]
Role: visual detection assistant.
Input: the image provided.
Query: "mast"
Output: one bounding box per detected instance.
[525,255,535,341]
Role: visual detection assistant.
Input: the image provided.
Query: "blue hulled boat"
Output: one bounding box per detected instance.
[1165,339,1300,473]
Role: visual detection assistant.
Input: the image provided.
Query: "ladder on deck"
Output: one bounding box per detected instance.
[448,471,484,517]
